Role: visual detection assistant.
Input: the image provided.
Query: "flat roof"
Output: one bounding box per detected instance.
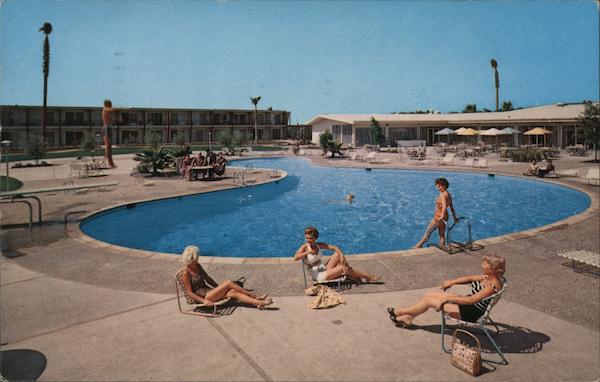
[306,103,592,125]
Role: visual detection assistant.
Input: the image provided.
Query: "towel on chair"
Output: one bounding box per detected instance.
[306,285,346,309]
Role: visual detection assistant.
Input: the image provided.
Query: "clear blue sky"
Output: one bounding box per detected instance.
[1,0,598,123]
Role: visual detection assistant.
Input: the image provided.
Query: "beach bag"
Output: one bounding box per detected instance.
[450,329,481,376]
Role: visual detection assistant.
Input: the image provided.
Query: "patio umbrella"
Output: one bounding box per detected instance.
[524,127,552,146]
[479,128,506,146]
[435,128,457,144]
[500,127,521,135]
[456,127,479,145]
[500,127,522,146]
[456,128,479,136]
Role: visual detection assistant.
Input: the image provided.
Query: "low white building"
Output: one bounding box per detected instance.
[306,103,590,148]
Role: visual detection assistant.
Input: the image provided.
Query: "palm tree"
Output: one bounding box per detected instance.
[490,59,499,112]
[39,22,53,141]
[250,96,261,144]
[501,100,514,111]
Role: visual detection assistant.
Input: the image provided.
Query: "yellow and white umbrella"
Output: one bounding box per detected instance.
[456,128,479,136]
[524,127,552,146]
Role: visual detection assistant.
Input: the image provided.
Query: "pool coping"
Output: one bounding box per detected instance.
[68,157,599,264]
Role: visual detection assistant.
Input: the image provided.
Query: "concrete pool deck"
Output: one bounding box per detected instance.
[1,150,599,381]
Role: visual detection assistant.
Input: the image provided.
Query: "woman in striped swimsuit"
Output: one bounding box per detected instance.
[387,254,505,327]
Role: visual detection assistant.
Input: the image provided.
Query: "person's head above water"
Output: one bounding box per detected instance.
[346,194,355,203]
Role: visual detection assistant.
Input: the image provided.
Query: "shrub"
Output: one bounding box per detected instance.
[80,132,98,157]
[26,136,47,165]
[133,147,174,176]
[509,149,543,162]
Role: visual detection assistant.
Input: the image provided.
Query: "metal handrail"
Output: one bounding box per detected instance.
[447,216,473,250]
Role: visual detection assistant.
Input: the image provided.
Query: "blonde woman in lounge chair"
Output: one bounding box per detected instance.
[294,226,381,283]
[415,177,458,248]
[180,246,273,309]
[387,254,505,327]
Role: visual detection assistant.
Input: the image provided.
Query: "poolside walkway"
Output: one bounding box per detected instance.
[1,150,599,381]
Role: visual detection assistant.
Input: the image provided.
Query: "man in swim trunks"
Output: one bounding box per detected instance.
[414,177,458,248]
[101,99,117,168]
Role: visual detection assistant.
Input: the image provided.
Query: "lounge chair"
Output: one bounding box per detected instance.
[365,152,377,163]
[301,258,346,291]
[582,167,599,185]
[441,277,509,365]
[175,269,231,317]
[474,158,488,168]
[439,153,456,166]
[557,249,599,271]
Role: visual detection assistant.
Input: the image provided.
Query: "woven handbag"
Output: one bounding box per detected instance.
[450,329,482,376]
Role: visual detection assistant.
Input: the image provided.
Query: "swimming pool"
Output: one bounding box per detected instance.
[81,157,591,258]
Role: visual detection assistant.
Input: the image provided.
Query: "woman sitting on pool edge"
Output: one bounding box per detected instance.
[180,245,273,309]
[387,253,505,327]
[294,226,381,283]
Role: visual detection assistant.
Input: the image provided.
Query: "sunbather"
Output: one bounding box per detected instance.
[294,226,381,283]
[180,245,273,309]
[212,152,227,176]
[415,177,458,248]
[523,160,539,176]
[536,159,556,177]
[181,153,193,180]
[191,152,207,180]
[387,254,505,327]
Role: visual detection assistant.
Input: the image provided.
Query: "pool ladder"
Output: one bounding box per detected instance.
[428,216,481,254]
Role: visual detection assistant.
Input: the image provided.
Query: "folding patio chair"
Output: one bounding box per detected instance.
[441,277,509,365]
[175,269,231,317]
[301,258,347,291]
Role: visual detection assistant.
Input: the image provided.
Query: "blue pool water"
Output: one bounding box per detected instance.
[81,157,591,257]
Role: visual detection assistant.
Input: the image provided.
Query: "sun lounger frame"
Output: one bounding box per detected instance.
[0,181,118,227]
[557,249,599,271]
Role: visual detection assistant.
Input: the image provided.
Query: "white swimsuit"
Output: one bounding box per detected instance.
[306,244,328,282]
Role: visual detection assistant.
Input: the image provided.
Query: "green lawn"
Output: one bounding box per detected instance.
[0,176,23,192]
[2,145,286,163]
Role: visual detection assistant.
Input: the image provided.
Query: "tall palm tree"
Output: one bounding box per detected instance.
[490,59,499,112]
[39,22,53,141]
[250,96,261,144]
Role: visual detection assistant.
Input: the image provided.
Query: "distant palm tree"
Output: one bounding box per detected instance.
[39,22,53,141]
[490,59,499,112]
[250,96,261,144]
[501,100,514,111]
[463,104,477,113]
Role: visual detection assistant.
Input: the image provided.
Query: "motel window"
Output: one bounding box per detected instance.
[148,112,163,125]
[1,111,14,125]
[170,113,179,125]
[65,112,85,126]
[198,113,208,125]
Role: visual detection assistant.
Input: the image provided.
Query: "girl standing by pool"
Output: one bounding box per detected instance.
[414,177,458,248]
[295,226,381,283]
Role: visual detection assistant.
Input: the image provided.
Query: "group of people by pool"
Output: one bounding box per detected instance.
[179,176,506,327]
[523,159,556,177]
[180,151,228,181]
